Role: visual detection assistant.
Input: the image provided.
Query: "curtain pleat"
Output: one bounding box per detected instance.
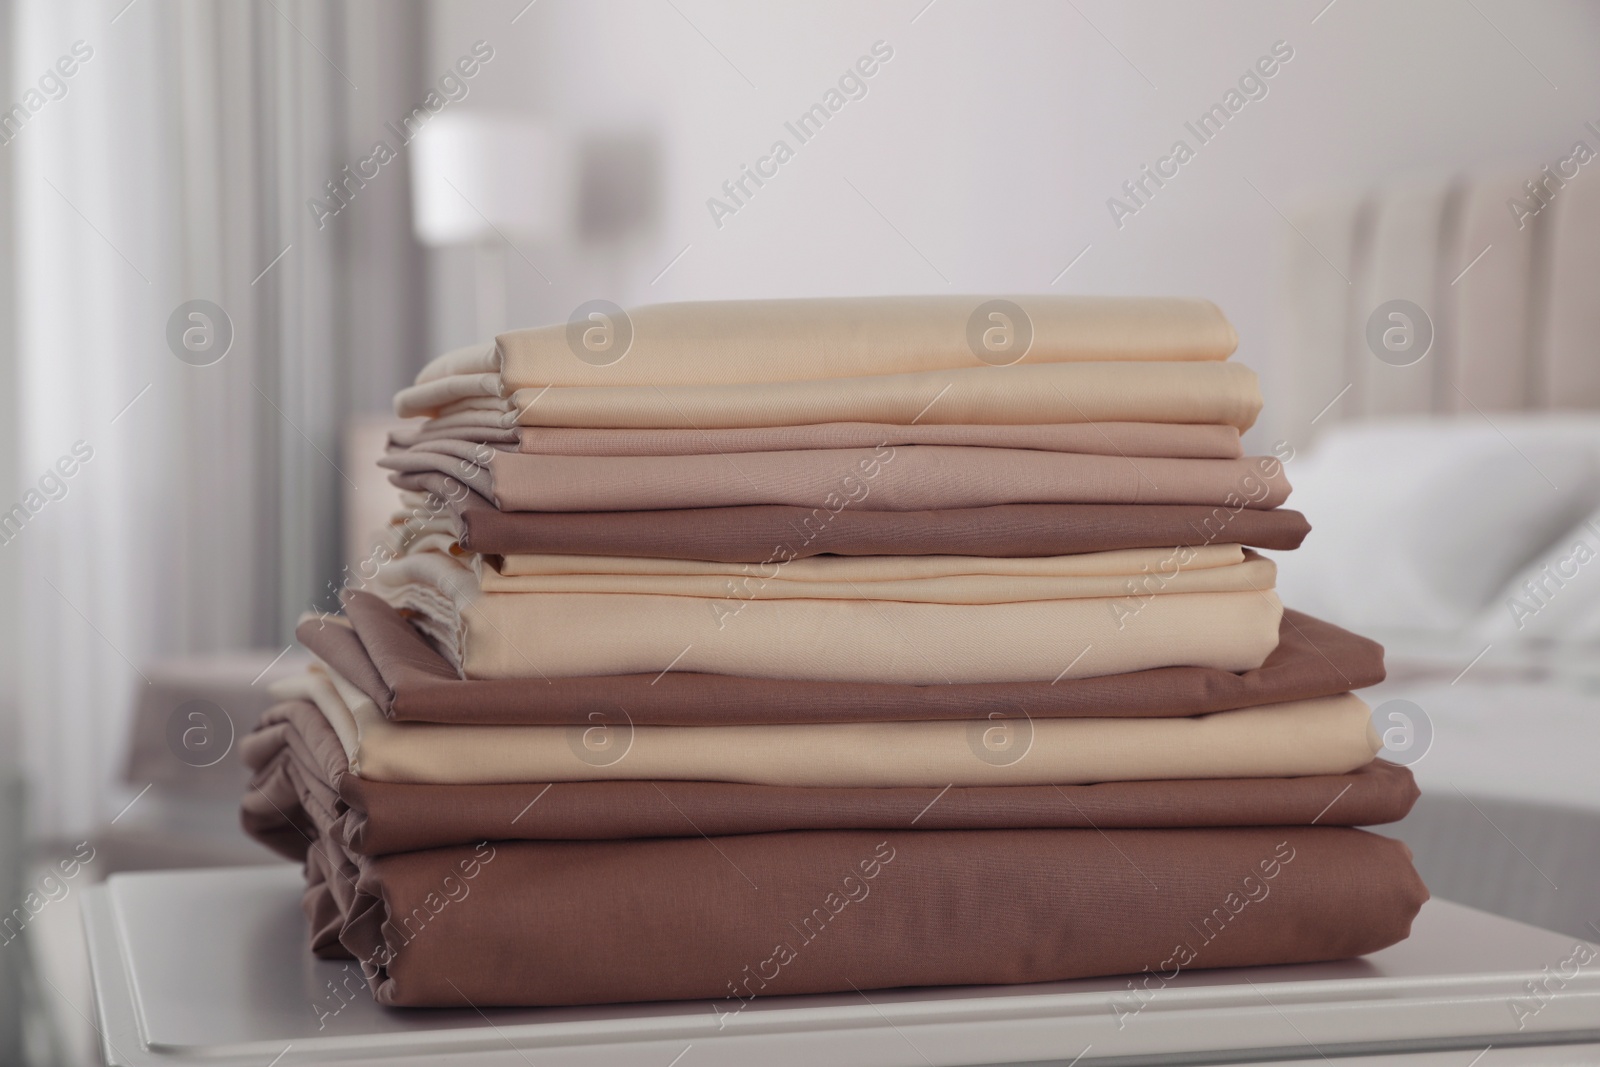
[13,0,425,837]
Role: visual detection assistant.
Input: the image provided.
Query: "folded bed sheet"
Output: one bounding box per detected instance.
[391,420,518,448]
[365,549,1285,683]
[499,294,1238,384]
[493,541,1247,577]
[391,420,1246,456]
[273,821,1427,1007]
[509,361,1264,429]
[380,443,1292,513]
[302,594,1384,726]
[390,472,1311,560]
[270,666,1379,788]
[507,421,1245,458]
[242,697,1419,853]
[400,296,1237,399]
[471,545,1278,603]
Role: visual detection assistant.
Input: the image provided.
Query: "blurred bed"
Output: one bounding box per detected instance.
[1275,420,1600,941]
[1270,166,1600,940]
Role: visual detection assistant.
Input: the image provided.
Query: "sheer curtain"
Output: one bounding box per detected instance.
[9,0,425,838]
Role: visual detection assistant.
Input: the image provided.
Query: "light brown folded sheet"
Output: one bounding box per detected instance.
[366,548,1285,683]
[485,295,1238,388]
[241,697,1420,853]
[475,545,1279,603]
[392,470,1312,561]
[513,421,1244,458]
[272,666,1378,787]
[380,444,1291,513]
[267,818,1428,1008]
[304,594,1384,726]
[506,360,1264,429]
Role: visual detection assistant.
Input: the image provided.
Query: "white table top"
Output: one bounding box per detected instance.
[85,864,1600,1066]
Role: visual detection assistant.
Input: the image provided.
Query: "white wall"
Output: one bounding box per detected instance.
[421,0,1600,448]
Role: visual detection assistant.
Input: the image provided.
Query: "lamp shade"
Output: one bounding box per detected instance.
[409,112,568,246]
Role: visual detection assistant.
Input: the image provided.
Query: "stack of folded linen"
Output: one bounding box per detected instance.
[241,296,1427,1010]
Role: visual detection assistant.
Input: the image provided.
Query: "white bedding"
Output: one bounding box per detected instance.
[1273,415,1600,660]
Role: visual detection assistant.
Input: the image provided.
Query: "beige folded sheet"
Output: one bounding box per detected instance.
[366,550,1285,683]
[505,360,1263,430]
[478,545,1278,603]
[513,421,1245,458]
[275,666,1378,788]
[466,295,1237,390]
[396,420,1245,456]
[495,543,1245,576]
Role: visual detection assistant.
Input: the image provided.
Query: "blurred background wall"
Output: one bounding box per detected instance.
[2,0,1599,841]
[423,0,1600,452]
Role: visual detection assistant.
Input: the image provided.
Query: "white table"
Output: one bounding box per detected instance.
[84,865,1600,1066]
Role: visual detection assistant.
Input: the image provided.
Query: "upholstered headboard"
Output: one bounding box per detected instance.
[1271,164,1600,441]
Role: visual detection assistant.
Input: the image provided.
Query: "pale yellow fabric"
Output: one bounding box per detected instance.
[497,544,1246,578]
[484,295,1238,390]
[478,547,1277,604]
[514,421,1244,459]
[509,361,1263,430]
[275,667,1378,788]
[366,550,1285,684]
[468,445,1290,512]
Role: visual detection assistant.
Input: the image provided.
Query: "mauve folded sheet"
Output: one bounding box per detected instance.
[302,594,1382,725]
[240,698,1420,854]
[510,421,1244,458]
[380,444,1292,513]
[492,295,1240,387]
[287,822,1427,1008]
[389,471,1309,561]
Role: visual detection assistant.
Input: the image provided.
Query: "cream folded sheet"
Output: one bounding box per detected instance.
[277,665,1378,787]
[511,421,1244,458]
[413,295,1238,391]
[478,545,1278,603]
[380,444,1292,513]
[365,549,1285,683]
[511,361,1263,429]
[392,372,505,418]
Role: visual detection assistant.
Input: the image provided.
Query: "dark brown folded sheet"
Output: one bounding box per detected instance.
[290,818,1427,1008]
[300,592,1384,726]
[240,699,1419,856]
[392,470,1311,561]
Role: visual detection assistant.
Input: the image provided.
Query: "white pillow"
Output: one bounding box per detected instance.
[1273,416,1600,637]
